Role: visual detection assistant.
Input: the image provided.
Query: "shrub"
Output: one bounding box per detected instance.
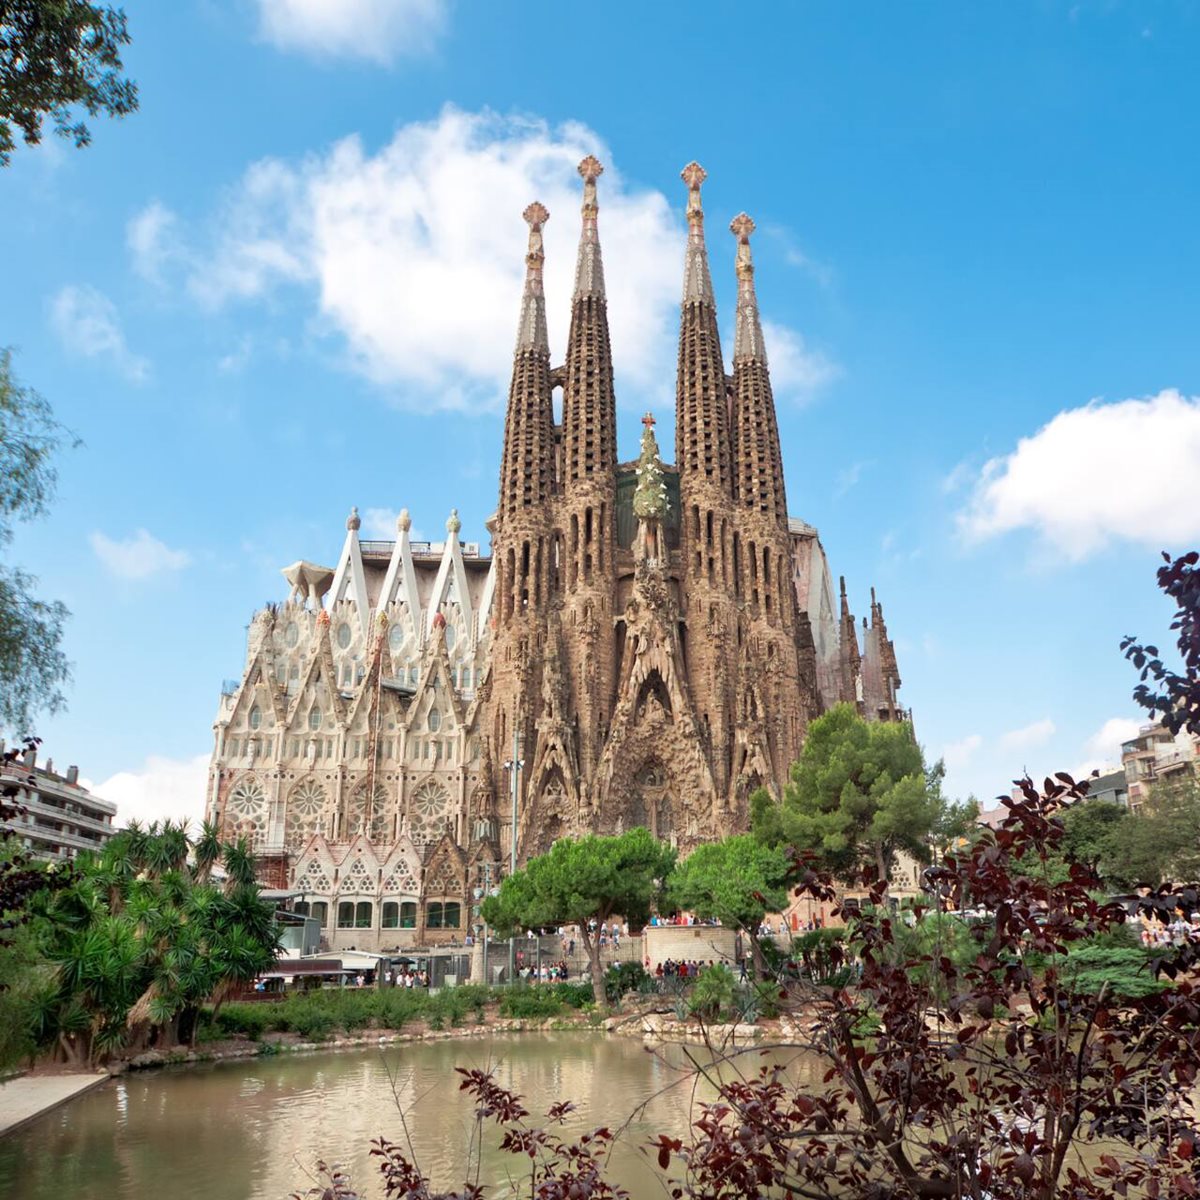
[687,964,737,1021]
[604,961,648,1003]
[213,1003,272,1040]
[498,988,564,1020]
[550,982,593,1009]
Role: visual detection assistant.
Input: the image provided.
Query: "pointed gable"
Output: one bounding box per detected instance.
[328,507,371,639]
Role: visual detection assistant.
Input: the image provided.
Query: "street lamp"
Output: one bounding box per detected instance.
[472,861,494,985]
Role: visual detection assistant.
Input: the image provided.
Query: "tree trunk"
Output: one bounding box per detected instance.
[579,926,606,1008]
[874,842,889,884]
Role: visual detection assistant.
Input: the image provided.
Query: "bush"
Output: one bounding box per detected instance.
[687,964,737,1021]
[498,987,564,1019]
[604,961,649,1003]
[550,982,594,1009]
[212,1003,272,1040]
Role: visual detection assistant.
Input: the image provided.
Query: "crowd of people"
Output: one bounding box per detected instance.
[1138,913,1200,948]
[382,967,429,988]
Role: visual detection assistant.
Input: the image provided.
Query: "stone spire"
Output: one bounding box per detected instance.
[675,162,732,494]
[729,213,787,523]
[837,576,863,713]
[731,213,767,365]
[515,202,550,354]
[562,156,617,485]
[499,203,554,518]
[681,161,716,306]
[573,154,606,300]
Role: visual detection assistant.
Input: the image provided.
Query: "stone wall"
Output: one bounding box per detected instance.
[644,924,737,970]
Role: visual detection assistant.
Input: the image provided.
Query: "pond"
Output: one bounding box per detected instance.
[0,1033,821,1199]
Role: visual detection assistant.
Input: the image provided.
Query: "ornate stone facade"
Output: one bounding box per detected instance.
[205,158,905,951]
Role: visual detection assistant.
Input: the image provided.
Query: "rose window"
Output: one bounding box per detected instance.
[286,779,327,841]
[408,780,450,844]
[227,777,267,844]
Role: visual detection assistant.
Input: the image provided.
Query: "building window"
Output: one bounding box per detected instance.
[426,901,460,929]
[286,622,300,648]
[249,705,262,730]
[382,901,399,929]
[311,901,328,927]
[355,901,373,928]
[295,900,309,917]
[427,708,441,733]
[337,901,355,928]
[444,625,457,652]
[389,625,405,654]
[400,902,417,928]
[309,707,322,731]
[337,622,352,649]
[409,667,418,686]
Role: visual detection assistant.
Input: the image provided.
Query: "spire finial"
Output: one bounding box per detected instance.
[447,508,461,536]
[680,162,714,305]
[730,212,767,364]
[515,202,550,354]
[347,505,361,532]
[573,156,606,299]
[396,508,411,533]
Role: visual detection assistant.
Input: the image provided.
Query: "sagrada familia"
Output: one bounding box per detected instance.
[205,159,905,951]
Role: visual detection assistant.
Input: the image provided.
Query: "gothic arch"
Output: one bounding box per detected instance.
[635,669,673,723]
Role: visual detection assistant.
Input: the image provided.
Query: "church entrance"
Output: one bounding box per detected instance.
[625,761,675,844]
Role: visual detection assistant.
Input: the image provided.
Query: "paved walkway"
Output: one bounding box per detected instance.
[0,1073,109,1138]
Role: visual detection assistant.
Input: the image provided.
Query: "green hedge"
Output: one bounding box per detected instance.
[205,984,496,1042]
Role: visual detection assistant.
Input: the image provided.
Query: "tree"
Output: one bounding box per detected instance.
[31,821,280,1063]
[1120,774,1200,885]
[1123,549,1200,737]
[0,1,137,166]
[1059,796,1132,885]
[481,828,675,1007]
[752,702,943,882]
[666,834,790,976]
[0,350,75,734]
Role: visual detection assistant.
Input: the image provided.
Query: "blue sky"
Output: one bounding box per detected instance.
[2,0,1198,823]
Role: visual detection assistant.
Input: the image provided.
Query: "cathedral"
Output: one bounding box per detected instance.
[204,159,905,952]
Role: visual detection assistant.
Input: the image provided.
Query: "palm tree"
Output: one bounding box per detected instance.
[222,837,257,891]
[192,821,222,884]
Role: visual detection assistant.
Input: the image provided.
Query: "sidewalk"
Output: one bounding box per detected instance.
[0,1073,109,1138]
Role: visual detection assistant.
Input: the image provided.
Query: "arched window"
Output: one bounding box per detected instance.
[337,901,355,928]
[355,901,373,928]
[311,901,328,927]
[308,707,322,731]
[337,622,352,649]
[249,705,262,730]
[286,622,300,648]
[294,900,309,917]
[444,624,457,652]
[427,708,441,733]
[426,901,460,929]
[382,901,399,929]
[400,902,417,928]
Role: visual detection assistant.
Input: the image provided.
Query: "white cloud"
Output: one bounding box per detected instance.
[90,529,191,580]
[761,319,840,403]
[146,107,830,416]
[49,284,149,382]
[958,390,1200,559]
[942,733,983,772]
[835,459,871,496]
[87,753,209,828]
[1075,715,1143,777]
[127,200,179,285]
[999,717,1057,751]
[256,0,449,64]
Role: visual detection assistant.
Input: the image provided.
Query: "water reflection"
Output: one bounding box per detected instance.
[0,1035,822,1200]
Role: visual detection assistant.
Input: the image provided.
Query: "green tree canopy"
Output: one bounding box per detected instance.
[0,1,138,166]
[29,821,280,1064]
[0,349,75,733]
[752,703,944,883]
[667,834,791,973]
[481,827,675,1006]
